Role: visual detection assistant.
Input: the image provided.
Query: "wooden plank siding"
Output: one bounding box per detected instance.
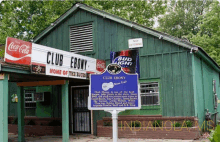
[35,9,195,134]
[193,54,220,127]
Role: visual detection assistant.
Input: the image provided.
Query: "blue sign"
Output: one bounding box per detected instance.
[88,64,140,110]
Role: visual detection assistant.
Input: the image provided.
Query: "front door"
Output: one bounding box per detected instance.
[70,86,91,133]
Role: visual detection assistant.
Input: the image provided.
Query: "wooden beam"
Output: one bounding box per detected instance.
[17,80,66,86]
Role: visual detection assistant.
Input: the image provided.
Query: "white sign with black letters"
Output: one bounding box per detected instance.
[128,38,143,48]
[32,43,97,79]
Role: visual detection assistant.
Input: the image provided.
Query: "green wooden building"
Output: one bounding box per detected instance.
[2,3,220,141]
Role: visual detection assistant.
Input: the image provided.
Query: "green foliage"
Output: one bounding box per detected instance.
[152,120,162,127]
[0,49,4,58]
[190,1,220,65]
[12,117,18,124]
[26,120,35,125]
[157,0,212,38]
[129,121,141,127]
[84,1,167,28]
[209,125,220,142]
[183,120,193,127]
[0,1,74,44]
[103,121,112,126]
[103,121,125,127]
[48,120,62,126]
[0,1,166,45]
[173,122,181,127]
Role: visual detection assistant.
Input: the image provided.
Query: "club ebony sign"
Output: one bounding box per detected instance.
[88,64,141,110]
[4,37,106,79]
[46,51,88,71]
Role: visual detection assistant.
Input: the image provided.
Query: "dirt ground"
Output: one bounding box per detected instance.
[8,133,210,142]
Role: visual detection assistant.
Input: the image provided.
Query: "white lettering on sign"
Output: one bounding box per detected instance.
[8,42,30,54]
[117,56,132,66]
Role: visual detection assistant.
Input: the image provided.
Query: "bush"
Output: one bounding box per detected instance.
[173,122,181,127]
[103,121,112,126]
[48,120,62,126]
[209,125,220,142]
[26,120,35,125]
[152,120,162,127]
[12,117,18,124]
[183,120,193,127]
[130,121,141,127]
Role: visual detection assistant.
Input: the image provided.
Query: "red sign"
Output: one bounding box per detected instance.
[5,37,32,65]
[96,59,106,73]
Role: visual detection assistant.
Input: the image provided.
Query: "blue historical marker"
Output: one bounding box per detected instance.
[88,64,141,142]
[88,64,140,110]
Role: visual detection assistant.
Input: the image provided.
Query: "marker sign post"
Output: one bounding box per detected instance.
[88,64,141,142]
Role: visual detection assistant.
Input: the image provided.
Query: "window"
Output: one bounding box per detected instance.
[24,89,36,116]
[69,23,93,53]
[140,82,159,106]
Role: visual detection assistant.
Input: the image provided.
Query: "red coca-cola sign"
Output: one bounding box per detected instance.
[96,59,106,73]
[5,37,32,65]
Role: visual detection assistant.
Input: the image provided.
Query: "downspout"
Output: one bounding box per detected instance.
[191,48,198,117]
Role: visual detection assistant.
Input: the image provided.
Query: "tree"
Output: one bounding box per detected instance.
[190,1,220,64]
[0,1,167,45]
[157,0,212,38]
[84,1,167,27]
[0,1,74,44]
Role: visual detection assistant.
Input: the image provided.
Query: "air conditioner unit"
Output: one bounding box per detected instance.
[34,92,44,102]
[34,92,50,104]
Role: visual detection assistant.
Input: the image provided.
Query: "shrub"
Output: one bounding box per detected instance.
[118,122,124,127]
[183,120,193,127]
[173,122,181,127]
[26,120,35,125]
[152,120,162,127]
[103,121,112,126]
[48,120,62,126]
[12,117,18,124]
[130,121,141,127]
[209,125,220,142]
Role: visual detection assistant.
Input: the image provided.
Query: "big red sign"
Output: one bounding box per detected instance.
[5,37,32,65]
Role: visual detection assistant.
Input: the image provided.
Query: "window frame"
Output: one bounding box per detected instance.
[139,79,162,114]
[24,89,37,116]
[140,82,160,106]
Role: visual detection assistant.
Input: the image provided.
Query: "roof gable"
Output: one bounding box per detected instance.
[33,3,193,50]
[33,3,220,71]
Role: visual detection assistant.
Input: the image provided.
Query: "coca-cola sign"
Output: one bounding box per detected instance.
[5,37,32,65]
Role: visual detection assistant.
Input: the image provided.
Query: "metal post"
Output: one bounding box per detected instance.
[105,110,124,142]
[112,110,118,142]
[0,73,8,142]
[62,81,69,142]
